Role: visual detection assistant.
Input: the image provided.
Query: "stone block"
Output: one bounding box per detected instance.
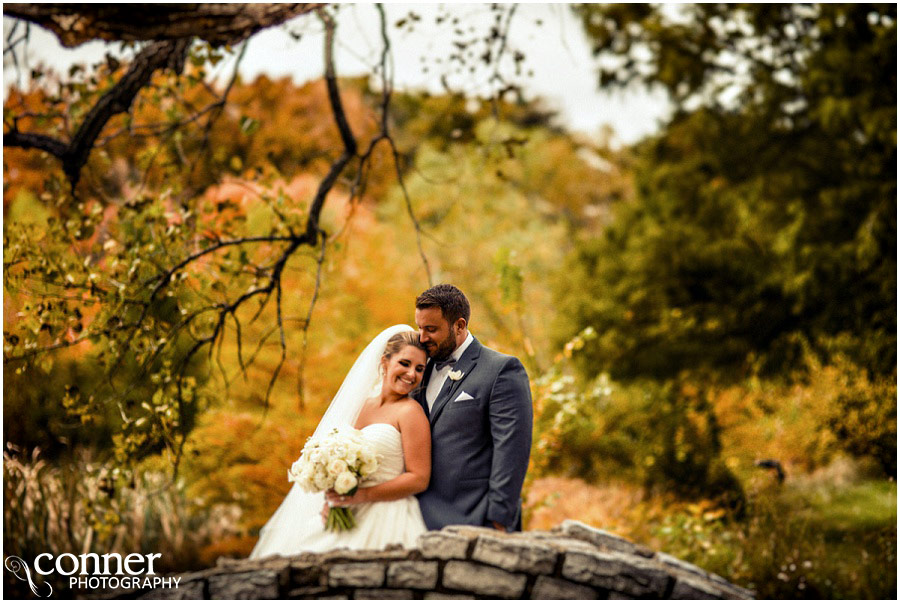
[285,585,331,598]
[707,572,730,586]
[418,532,472,560]
[632,544,657,558]
[706,573,755,599]
[317,548,412,563]
[208,569,281,599]
[289,561,325,587]
[137,579,205,600]
[354,588,415,599]
[217,556,291,572]
[442,561,527,599]
[727,586,756,600]
[671,574,725,599]
[656,552,709,578]
[386,560,439,589]
[557,520,650,557]
[529,534,603,553]
[423,593,476,600]
[328,562,385,588]
[561,550,671,598]
[531,575,599,599]
[442,525,499,537]
[471,534,557,574]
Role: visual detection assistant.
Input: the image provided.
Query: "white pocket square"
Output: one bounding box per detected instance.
[454,391,474,402]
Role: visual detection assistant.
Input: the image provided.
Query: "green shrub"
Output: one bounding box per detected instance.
[532,361,744,507]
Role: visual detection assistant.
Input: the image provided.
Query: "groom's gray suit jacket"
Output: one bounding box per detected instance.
[415,337,532,531]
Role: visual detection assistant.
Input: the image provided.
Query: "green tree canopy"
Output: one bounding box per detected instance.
[559,3,896,380]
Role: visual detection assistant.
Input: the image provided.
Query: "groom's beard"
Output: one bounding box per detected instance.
[427,328,458,362]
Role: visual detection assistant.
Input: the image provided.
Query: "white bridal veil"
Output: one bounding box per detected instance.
[311,324,417,438]
[249,324,417,559]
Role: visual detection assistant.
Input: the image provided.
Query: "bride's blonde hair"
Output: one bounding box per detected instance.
[381,331,427,362]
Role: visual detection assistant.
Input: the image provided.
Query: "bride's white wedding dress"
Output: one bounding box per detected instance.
[250,325,429,559]
[250,422,427,558]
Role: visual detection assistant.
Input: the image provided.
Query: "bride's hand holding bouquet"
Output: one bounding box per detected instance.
[289,426,379,531]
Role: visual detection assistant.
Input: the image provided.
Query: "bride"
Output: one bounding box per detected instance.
[250,325,431,558]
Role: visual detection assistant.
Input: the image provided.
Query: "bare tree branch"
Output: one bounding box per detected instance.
[4,20,30,90]
[185,41,251,193]
[2,129,68,157]
[305,9,358,243]
[161,7,360,431]
[262,277,288,416]
[296,233,327,410]
[374,4,433,286]
[3,4,322,48]
[3,4,309,191]
[4,333,93,361]
[4,39,191,190]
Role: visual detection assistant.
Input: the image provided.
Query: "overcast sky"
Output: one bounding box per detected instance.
[3,4,672,146]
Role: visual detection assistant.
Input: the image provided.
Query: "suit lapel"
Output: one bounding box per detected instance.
[429,338,482,426]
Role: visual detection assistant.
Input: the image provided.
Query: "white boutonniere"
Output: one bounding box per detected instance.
[448,369,464,381]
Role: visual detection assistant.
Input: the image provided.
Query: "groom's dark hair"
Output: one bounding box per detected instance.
[416,284,470,327]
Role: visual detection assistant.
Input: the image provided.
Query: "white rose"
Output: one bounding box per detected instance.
[344,446,359,466]
[299,479,316,493]
[360,459,378,476]
[334,471,358,495]
[288,459,304,480]
[314,469,330,491]
[327,459,349,476]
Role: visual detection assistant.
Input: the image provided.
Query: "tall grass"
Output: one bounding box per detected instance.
[3,445,245,596]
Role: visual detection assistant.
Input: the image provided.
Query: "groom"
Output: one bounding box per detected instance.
[413,284,533,532]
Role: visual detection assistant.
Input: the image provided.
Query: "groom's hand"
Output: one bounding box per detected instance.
[491,521,507,532]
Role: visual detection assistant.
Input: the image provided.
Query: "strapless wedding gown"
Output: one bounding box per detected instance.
[249,423,427,558]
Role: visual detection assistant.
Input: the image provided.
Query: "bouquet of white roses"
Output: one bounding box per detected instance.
[288,426,379,531]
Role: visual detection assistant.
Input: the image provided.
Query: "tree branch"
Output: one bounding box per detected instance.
[2,129,68,157]
[296,232,327,410]
[305,9,357,242]
[4,39,191,191]
[3,4,322,48]
[375,4,433,286]
[163,7,359,422]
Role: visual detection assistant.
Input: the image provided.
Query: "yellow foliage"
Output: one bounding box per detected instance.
[525,477,644,534]
[713,356,895,478]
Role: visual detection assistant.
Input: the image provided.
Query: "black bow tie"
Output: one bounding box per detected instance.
[433,357,457,372]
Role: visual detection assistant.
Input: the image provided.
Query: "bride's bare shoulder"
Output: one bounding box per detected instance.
[397,398,427,420]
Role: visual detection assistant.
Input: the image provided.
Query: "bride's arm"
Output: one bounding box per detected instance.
[328,403,431,505]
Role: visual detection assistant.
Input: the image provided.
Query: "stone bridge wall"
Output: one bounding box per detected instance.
[111,521,754,600]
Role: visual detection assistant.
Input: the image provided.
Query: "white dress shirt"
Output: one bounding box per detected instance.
[426,332,474,411]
